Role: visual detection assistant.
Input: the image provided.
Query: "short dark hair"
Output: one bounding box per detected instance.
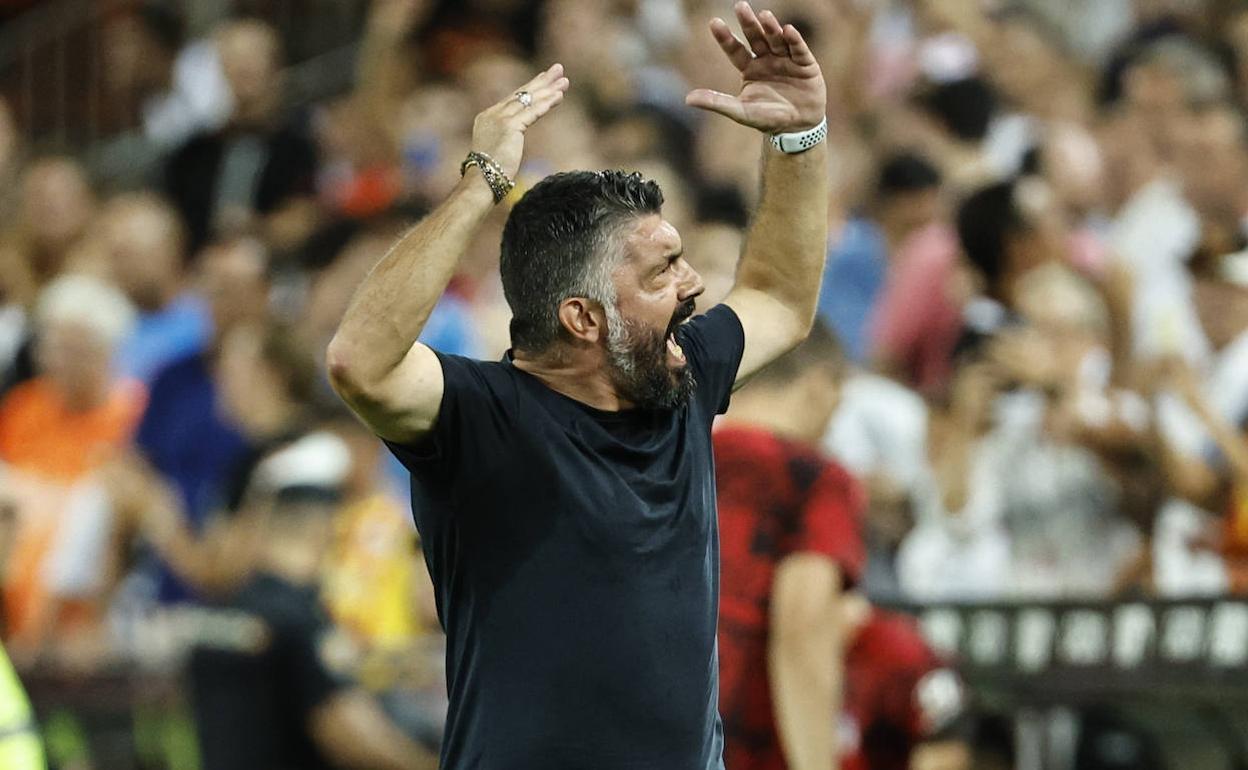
[876,151,942,198]
[918,77,997,142]
[500,170,664,353]
[955,180,1026,296]
[750,320,844,388]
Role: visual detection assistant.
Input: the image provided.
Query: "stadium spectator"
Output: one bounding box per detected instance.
[186,431,436,770]
[164,18,319,254]
[99,1,232,151]
[715,322,865,770]
[98,193,211,385]
[134,237,267,532]
[0,274,141,656]
[819,151,944,362]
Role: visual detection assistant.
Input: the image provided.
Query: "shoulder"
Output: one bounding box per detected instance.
[437,351,521,396]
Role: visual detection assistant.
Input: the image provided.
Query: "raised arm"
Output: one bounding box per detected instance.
[687,2,829,383]
[326,65,569,443]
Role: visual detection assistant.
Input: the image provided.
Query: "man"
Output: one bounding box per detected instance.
[327,3,829,766]
[133,237,268,602]
[715,322,865,770]
[819,152,943,362]
[164,18,318,253]
[187,432,435,770]
[100,192,212,385]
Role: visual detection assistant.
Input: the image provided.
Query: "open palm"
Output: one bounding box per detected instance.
[686,2,826,133]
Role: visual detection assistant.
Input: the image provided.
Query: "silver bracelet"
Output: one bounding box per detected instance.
[769,117,828,154]
[460,151,515,203]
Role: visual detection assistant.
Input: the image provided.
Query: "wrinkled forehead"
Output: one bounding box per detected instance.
[617,213,682,265]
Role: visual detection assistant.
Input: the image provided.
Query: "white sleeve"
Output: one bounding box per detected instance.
[43,481,115,598]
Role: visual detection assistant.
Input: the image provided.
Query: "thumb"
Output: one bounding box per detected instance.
[685,89,747,123]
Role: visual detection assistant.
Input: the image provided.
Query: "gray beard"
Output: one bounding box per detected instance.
[603,302,695,410]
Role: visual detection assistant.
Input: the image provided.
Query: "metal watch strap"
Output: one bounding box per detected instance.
[769,117,828,154]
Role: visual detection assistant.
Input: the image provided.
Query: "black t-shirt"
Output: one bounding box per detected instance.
[188,572,347,770]
[387,304,746,769]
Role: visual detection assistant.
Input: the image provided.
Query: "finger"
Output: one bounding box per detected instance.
[781,23,817,66]
[757,9,789,57]
[516,82,568,128]
[734,1,770,57]
[501,76,569,118]
[709,17,753,71]
[685,88,747,124]
[502,63,564,109]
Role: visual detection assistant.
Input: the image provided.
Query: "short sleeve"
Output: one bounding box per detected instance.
[677,304,746,418]
[383,350,517,474]
[792,462,866,586]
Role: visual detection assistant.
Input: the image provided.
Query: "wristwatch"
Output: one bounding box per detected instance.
[769,117,828,154]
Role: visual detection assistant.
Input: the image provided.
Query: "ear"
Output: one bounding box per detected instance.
[557,297,606,344]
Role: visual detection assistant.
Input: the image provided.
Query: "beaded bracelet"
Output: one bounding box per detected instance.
[460,151,515,204]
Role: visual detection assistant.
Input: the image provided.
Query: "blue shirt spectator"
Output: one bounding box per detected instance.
[817,218,888,363]
[115,292,211,384]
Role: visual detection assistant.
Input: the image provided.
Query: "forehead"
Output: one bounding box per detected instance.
[618,214,681,263]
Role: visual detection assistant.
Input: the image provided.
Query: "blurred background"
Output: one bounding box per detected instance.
[0,0,1247,767]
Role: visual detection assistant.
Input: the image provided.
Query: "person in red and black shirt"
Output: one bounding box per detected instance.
[715,322,865,770]
[840,594,970,770]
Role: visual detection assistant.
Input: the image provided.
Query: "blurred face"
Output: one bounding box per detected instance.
[218,23,282,126]
[1045,123,1106,215]
[993,20,1063,108]
[605,215,704,409]
[101,14,169,94]
[21,159,94,256]
[1122,61,1187,160]
[1007,179,1068,282]
[196,240,268,338]
[101,201,183,311]
[877,188,942,245]
[1174,107,1248,222]
[36,319,112,409]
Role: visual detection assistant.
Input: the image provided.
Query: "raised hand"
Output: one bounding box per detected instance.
[470,63,570,179]
[686,2,826,134]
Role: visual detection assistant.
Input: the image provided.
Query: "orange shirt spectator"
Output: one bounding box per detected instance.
[0,377,145,483]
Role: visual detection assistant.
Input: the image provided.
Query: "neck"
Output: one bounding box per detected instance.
[512,346,634,411]
[722,391,822,446]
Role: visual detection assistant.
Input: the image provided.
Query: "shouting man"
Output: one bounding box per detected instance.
[327,3,829,767]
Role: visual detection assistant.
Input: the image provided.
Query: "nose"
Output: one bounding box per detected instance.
[676,260,704,303]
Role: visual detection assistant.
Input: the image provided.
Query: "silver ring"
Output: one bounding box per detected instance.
[515,90,533,108]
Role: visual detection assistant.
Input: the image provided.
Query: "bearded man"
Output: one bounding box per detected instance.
[327,3,830,767]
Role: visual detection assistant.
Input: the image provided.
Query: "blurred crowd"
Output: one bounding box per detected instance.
[1,0,1248,766]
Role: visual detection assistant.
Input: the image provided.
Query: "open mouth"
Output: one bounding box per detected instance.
[663,300,695,367]
[666,330,686,365]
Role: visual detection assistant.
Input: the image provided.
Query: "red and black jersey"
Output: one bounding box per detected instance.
[714,424,866,770]
[841,610,966,770]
